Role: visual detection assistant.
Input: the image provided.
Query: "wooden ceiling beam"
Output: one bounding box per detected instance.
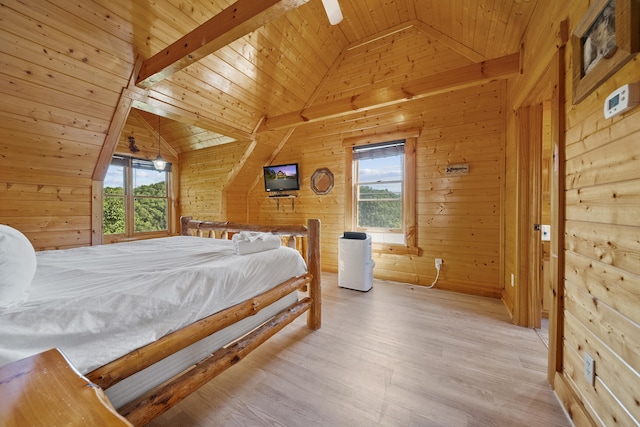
[92,56,144,181]
[258,52,521,132]
[135,0,311,88]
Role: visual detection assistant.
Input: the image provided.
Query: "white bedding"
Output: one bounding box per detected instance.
[0,236,307,375]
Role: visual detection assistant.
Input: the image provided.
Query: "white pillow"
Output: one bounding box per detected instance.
[0,224,37,308]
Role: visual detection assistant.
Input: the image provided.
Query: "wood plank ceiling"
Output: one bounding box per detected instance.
[0,0,539,166]
[137,0,537,152]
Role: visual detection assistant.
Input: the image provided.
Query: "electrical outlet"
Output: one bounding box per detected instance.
[584,352,595,386]
[435,258,443,269]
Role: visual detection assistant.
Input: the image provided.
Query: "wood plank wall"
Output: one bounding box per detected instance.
[0,1,133,250]
[508,0,640,424]
[248,84,505,299]
[114,112,179,166]
[562,58,640,426]
[0,171,92,250]
[218,26,506,298]
[180,141,250,221]
[223,129,296,224]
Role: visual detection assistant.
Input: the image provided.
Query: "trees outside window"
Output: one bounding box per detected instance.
[103,156,170,236]
[103,164,125,235]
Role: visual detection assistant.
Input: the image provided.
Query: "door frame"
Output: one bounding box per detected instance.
[513,43,566,382]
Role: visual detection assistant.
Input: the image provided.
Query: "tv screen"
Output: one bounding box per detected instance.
[263,163,300,192]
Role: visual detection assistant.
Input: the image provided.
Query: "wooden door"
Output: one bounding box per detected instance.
[515,103,543,329]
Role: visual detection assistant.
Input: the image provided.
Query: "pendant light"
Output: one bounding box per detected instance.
[321,0,343,25]
[153,115,166,172]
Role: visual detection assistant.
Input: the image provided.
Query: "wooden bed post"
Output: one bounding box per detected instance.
[180,216,192,235]
[307,218,321,330]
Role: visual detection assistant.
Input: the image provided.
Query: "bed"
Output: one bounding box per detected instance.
[0,217,321,426]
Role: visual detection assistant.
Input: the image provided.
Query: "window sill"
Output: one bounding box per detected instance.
[103,232,170,244]
[372,243,419,256]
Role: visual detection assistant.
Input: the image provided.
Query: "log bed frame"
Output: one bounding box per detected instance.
[85,217,321,426]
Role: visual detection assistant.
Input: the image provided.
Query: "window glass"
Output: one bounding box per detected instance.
[103,164,125,235]
[133,165,168,232]
[354,142,404,241]
[132,159,168,194]
[356,155,403,230]
[134,197,167,232]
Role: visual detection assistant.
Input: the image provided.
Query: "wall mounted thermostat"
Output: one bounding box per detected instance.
[604,83,640,119]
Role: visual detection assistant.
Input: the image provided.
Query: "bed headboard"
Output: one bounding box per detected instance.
[180,216,310,235]
[181,216,307,247]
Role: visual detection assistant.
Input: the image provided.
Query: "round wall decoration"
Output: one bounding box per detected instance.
[311,168,334,195]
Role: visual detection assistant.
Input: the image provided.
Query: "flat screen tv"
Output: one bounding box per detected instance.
[263,163,300,193]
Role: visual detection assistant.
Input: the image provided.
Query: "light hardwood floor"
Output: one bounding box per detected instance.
[147,273,571,426]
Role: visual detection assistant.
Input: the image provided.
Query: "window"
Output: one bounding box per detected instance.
[354,141,405,243]
[345,130,418,254]
[103,156,171,237]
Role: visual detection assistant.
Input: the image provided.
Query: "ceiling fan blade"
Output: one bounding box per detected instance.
[321,0,343,25]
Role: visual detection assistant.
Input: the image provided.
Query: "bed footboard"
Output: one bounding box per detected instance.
[87,217,321,426]
[120,298,312,425]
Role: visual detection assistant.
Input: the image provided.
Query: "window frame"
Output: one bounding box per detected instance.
[103,155,172,242]
[354,141,405,236]
[344,129,418,255]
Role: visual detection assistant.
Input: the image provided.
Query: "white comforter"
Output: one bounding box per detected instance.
[0,236,307,373]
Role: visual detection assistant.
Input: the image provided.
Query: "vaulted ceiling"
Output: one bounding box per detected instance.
[125,0,537,152]
[0,0,539,176]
